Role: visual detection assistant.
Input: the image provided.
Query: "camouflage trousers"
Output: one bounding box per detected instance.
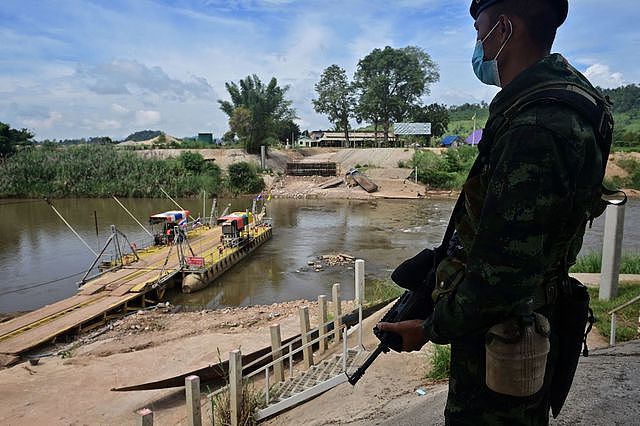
[444,306,558,425]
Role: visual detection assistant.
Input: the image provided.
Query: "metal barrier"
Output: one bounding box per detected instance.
[608,294,640,346]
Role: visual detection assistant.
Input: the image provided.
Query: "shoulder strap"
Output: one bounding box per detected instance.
[441,156,484,248]
[501,83,627,212]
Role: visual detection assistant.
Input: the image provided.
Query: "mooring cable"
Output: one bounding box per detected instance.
[0,271,85,296]
[44,198,98,256]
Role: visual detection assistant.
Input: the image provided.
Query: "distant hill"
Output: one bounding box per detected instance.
[123,130,164,142]
[118,134,182,146]
[600,84,640,114]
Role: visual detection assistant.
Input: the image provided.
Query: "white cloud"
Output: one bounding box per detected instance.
[135,110,161,126]
[23,111,63,129]
[583,64,625,88]
[76,60,215,101]
[94,119,122,131]
[111,103,129,115]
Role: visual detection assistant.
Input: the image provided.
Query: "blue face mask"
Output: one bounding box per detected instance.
[472,18,513,87]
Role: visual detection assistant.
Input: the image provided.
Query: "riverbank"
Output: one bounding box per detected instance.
[0,299,354,424]
[264,148,639,200]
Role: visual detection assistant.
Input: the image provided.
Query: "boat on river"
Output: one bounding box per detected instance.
[0,199,272,361]
[181,209,273,293]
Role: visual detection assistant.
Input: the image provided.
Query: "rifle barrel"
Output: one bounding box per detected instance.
[347,344,386,385]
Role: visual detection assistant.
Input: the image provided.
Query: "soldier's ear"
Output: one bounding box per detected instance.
[497,14,514,44]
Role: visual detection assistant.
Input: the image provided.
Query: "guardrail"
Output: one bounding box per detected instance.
[607,294,640,346]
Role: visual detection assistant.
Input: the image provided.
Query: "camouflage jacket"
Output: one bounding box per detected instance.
[423,54,606,342]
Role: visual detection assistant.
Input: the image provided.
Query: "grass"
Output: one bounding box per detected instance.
[365,278,405,306]
[425,344,451,381]
[588,282,640,342]
[570,251,640,274]
[210,381,264,426]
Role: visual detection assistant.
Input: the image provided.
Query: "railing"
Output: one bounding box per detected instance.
[607,294,640,346]
[243,321,349,406]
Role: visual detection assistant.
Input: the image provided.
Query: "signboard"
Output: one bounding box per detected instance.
[393,122,431,135]
[186,256,205,268]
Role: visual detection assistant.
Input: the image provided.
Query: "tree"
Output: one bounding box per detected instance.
[0,122,34,158]
[410,103,450,141]
[313,65,356,148]
[353,46,440,146]
[275,119,300,146]
[218,75,297,154]
[229,106,253,140]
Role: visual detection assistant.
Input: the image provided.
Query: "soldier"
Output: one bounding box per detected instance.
[377,0,612,424]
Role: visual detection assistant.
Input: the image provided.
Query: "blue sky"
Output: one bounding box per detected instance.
[1,0,638,140]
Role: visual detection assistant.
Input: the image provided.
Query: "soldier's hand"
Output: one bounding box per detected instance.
[376,319,429,352]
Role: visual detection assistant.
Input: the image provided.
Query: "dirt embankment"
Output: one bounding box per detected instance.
[129,147,638,200]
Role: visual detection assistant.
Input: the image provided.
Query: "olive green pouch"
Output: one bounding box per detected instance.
[431,256,466,302]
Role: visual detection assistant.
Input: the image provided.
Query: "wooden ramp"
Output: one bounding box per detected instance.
[0,227,223,358]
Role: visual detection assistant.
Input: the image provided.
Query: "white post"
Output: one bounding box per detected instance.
[299,307,313,369]
[600,204,625,300]
[355,259,365,349]
[270,324,284,383]
[203,190,206,222]
[610,313,617,347]
[261,145,266,169]
[185,375,201,426]
[137,408,153,426]
[318,295,328,353]
[332,284,342,342]
[229,350,242,426]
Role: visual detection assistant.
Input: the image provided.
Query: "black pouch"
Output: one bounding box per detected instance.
[550,277,595,418]
[391,246,446,294]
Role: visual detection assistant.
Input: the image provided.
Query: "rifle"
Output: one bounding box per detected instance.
[346,176,474,386]
[346,245,444,385]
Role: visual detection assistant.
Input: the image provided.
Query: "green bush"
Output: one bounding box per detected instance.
[227,162,265,195]
[412,146,478,190]
[0,144,223,198]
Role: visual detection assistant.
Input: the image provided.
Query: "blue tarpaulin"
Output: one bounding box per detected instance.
[441,135,460,146]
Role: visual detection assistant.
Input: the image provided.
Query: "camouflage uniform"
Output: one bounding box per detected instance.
[422,54,607,425]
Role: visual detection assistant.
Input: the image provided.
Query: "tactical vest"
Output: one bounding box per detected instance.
[453,82,626,307]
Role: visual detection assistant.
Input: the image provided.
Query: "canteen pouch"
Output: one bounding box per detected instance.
[485,313,551,397]
[432,256,466,302]
[550,277,594,418]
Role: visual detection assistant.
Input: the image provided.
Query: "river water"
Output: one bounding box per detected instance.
[1,197,638,313]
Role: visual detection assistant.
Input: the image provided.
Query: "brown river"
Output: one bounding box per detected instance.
[0,197,638,314]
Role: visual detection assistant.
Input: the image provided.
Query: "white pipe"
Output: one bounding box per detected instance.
[610,313,617,347]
